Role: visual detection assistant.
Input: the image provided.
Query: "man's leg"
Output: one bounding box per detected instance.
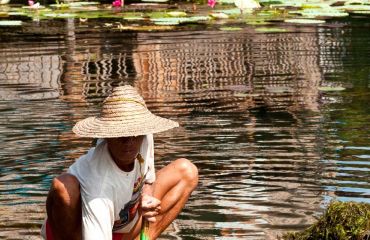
[46,173,82,240]
[149,158,198,239]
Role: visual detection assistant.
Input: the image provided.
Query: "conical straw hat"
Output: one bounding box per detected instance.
[72,85,179,138]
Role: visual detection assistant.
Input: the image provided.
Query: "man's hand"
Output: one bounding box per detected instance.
[141,194,161,222]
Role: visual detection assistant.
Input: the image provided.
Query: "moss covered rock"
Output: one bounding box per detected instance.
[283,201,370,240]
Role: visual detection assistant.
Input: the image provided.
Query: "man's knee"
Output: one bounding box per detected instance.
[48,173,80,207]
[175,158,198,188]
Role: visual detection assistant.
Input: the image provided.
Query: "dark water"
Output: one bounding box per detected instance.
[0,17,369,239]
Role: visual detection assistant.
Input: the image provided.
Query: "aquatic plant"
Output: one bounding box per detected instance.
[282,201,370,240]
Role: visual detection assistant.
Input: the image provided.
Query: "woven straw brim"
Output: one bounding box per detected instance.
[72,113,179,138]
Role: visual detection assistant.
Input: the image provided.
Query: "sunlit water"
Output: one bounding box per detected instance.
[0,16,369,240]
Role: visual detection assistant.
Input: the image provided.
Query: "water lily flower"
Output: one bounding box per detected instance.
[28,0,34,6]
[208,0,216,8]
[112,0,122,7]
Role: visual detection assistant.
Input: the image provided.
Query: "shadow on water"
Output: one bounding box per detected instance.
[0,17,369,239]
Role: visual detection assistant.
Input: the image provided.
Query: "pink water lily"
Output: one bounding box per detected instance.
[208,0,216,8]
[28,0,34,6]
[112,0,122,7]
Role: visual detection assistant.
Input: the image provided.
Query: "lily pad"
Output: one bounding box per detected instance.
[259,0,283,5]
[246,20,272,25]
[43,13,77,18]
[335,4,370,11]
[116,25,174,31]
[255,27,287,32]
[351,10,370,14]
[294,9,349,18]
[49,3,70,8]
[8,12,28,16]
[0,12,8,17]
[284,18,325,24]
[210,12,230,19]
[0,20,22,26]
[189,16,211,21]
[151,17,196,25]
[167,11,187,17]
[216,8,241,15]
[69,1,100,6]
[318,86,346,91]
[151,16,209,25]
[22,4,46,9]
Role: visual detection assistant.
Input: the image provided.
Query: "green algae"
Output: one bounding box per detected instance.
[283,201,370,240]
[284,18,325,24]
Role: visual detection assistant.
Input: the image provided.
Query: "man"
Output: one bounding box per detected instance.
[42,85,198,240]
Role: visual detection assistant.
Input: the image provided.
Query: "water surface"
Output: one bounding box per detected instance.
[0,16,369,239]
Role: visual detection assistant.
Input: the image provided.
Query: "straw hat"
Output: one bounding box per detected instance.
[72,85,179,138]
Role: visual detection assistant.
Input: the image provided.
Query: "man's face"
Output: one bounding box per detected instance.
[106,136,144,163]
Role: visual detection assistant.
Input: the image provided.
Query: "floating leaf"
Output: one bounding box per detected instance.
[69,1,100,6]
[49,3,70,8]
[351,10,370,14]
[123,16,145,20]
[167,11,187,17]
[210,12,230,19]
[0,20,22,26]
[216,8,241,15]
[22,4,46,9]
[295,9,349,18]
[246,20,272,25]
[259,0,283,5]
[301,3,331,9]
[8,12,28,16]
[188,16,211,22]
[43,13,77,18]
[0,0,10,4]
[0,12,8,17]
[151,16,209,25]
[220,26,243,31]
[318,86,346,91]
[284,18,325,24]
[255,27,287,32]
[116,25,174,31]
[336,4,370,11]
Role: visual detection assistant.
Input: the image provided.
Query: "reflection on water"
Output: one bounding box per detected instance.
[0,18,369,239]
